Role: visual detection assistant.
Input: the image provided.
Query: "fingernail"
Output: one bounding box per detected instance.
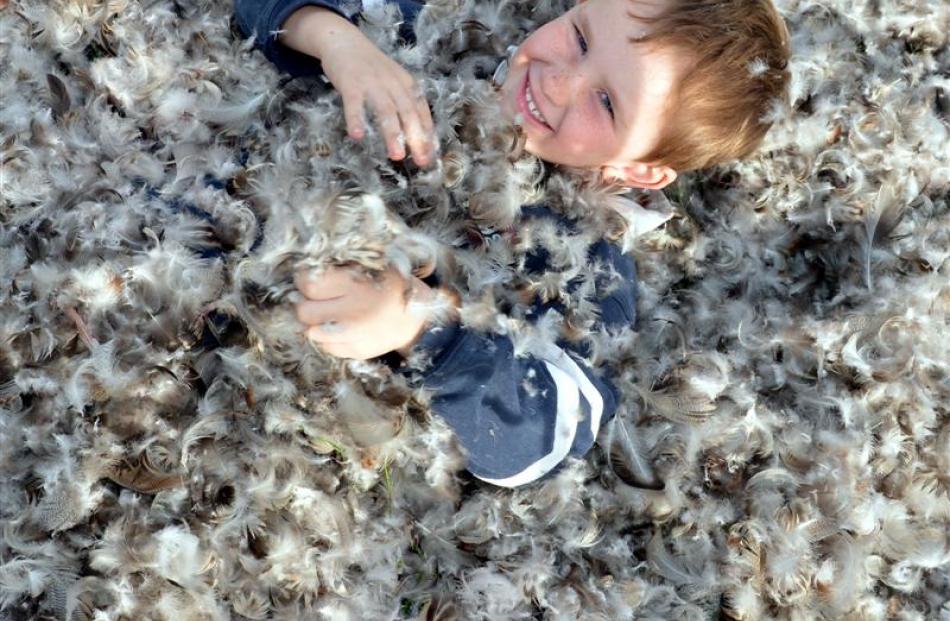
[320,320,344,334]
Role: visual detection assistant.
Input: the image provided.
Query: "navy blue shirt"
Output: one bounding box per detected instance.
[234,0,639,487]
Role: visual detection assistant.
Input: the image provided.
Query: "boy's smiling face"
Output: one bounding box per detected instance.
[499,0,687,189]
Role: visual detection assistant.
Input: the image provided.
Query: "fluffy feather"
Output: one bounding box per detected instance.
[0,0,947,618]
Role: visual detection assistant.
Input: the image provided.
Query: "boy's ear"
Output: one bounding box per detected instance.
[601,162,677,191]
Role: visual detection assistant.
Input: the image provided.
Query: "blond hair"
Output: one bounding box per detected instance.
[630,0,791,172]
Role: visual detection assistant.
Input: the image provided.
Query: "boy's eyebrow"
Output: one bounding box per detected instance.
[579,10,631,133]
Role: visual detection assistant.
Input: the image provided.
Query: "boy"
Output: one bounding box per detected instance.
[234,0,790,487]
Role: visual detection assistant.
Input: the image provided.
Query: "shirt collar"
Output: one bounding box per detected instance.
[610,189,675,247]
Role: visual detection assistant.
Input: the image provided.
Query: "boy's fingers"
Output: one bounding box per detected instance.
[413,86,435,135]
[370,96,405,160]
[383,84,432,167]
[380,114,406,160]
[294,266,359,300]
[341,93,366,141]
[396,95,432,167]
[295,298,354,327]
[409,102,435,166]
[397,72,435,148]
[304,324,349,346]
[310,339,355,359]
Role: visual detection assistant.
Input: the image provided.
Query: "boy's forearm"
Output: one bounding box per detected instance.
[279,5,363,60]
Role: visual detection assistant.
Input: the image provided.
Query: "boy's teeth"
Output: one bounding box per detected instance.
[525,83,548,126]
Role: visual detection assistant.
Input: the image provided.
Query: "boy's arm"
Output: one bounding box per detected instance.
[233,0,355,78]
[234,0,423,76]
[403,240,636,488]
[290,230,634,487]
[234,0,434,165]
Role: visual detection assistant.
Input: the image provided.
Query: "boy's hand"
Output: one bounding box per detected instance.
[281,7,437,167]
[294,265,433,360]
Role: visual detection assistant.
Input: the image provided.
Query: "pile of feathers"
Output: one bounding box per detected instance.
[0,0,947,618]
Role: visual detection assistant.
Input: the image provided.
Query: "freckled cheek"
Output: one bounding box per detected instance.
[564,103,603,140]
[558,115,604,157]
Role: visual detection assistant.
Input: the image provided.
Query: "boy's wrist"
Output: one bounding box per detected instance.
[395,321,429,358]
[280,5,359,60]
[395,284,461,359]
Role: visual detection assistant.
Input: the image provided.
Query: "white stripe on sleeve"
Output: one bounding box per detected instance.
[474,343,604,488]
[538,343,605,438]
[474,360,580,487]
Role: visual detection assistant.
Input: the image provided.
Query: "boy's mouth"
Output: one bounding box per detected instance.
[520,71,552,131]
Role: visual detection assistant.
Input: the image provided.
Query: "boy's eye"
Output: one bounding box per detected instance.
[599,91,615,120]
[573,24,614,121]
[573,25,588,54]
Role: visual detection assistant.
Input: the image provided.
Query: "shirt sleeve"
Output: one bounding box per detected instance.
[403,239,637,488]
[233,0,424,78]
